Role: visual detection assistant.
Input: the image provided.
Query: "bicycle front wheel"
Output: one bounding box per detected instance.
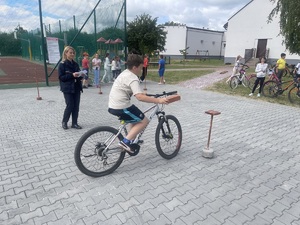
[155,115,182,159]
[229,76,239,89]
[288,86,300,105]
[74,126,125,177]
[262,80,278,98]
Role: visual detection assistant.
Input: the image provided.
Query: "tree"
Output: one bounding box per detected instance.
[127,14,167,55]
[268,0,300,54]
[163,21,185,26]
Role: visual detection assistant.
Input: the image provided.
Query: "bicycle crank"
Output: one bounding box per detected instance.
[128,144,140,156]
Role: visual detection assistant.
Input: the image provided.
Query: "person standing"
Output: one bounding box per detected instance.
[101,53,112,83]
[115,56,121,78]
[249,57,268,97]
[81,52,89,88]
[226,55,242,83]
[111,56,117,80]
[275,53,286,88]
[58,46,83,130]
[158,55,165,85]
[140,54,148,82]
[92,53,101,88]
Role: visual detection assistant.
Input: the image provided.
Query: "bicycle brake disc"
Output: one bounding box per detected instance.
[128,144,140,156]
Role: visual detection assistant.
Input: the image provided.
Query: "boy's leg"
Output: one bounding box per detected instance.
[125,117,149,140]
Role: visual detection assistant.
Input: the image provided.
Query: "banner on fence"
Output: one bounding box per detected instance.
[46,37,60,64]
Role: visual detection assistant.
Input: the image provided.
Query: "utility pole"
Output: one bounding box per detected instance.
[38,0,49,86]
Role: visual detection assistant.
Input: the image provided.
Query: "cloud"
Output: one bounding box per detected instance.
[0,0,251,33]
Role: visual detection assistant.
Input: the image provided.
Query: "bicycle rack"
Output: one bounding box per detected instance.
[202,110,221,158]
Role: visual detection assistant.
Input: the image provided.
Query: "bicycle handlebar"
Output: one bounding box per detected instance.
[240,64,249,69]
[146,91,178,98]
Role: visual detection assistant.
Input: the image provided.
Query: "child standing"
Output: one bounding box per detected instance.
[249,57,268,97]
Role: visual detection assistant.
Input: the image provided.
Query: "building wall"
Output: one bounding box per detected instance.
[186,27,225,58]
[163,25,225,59]
[225,0,300,64]
[164,26,186,56]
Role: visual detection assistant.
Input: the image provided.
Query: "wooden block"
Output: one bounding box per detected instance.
[205,110,221,116]
[167,95,181,103]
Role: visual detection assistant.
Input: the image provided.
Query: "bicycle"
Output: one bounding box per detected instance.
[74,91,182,177]
[287,78,300,105]
[262,75,296,99]
[229,64,251,89]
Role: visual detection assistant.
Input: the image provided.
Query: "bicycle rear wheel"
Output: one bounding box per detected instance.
[242,75,250,88]
[262,80,278,97]
[248,74,257,90]
[288,86,300,105]
[74,126,125,177]
[155,115,182,159]
[229,76,239,89]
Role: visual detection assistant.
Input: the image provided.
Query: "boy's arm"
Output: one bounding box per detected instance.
[134,93,168,104]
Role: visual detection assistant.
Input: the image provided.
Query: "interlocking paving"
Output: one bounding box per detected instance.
[1,76,300,225]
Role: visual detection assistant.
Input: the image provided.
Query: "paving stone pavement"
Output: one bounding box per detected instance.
[1,78,300,225]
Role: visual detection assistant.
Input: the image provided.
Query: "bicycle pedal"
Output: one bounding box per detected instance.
[127,144,140,156]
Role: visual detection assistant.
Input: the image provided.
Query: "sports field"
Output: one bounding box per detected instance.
[0,57,58,85]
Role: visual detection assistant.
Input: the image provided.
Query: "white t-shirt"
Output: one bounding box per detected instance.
[92,58,101,70]
[108,69,143,109]
[104,57,111,69]
[295,63,300,75]
[111,60,117,70]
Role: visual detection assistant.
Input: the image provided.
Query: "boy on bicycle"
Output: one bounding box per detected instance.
[108,53,169,153]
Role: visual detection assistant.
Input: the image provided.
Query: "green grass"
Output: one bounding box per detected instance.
[148,59,225,69]
[146,69,214,84]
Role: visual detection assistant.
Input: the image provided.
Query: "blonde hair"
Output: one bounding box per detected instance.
[62,46,76,61]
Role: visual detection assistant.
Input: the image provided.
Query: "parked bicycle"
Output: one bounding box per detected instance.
[74,91,182,177]
[262,74,297,100]
[229,63,252,89]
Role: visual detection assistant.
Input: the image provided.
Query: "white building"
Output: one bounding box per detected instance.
[163,25,225,59]
[224,0,300,64]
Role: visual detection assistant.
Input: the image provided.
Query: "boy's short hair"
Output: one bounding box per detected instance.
[281,53,286,57]
[127,54,143,69]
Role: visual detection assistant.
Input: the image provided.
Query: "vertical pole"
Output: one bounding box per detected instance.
[59,20,61,34]
[94,9,97,51]
[73,15,76,30]
[206,115,214,149]
[124,0,127,64]
[38,0,49,86]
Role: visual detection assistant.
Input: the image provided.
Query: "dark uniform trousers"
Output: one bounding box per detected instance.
[62,92,81,125]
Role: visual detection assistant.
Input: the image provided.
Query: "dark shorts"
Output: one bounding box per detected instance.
[158,69,165,77]
[108,104,145,123]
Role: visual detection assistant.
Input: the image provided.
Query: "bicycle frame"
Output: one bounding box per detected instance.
[102,103,166,153]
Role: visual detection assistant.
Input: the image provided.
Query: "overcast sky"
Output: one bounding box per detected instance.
[0,0,252,33]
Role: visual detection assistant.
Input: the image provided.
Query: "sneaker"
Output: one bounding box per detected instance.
[118,141,134,153]
[163,80,166,84]
[257,93,261,97]
[249,93,253,96]
[158,83,162,85]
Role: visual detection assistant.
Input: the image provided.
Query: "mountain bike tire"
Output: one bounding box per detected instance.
[74,126,125,177]
[288,86,300,105]
[262,80,278,98]
[155,115,182,159]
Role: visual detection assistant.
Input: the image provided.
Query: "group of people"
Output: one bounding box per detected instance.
[58,45,167,152]
[79,52,124,89]
[227,52,300,97]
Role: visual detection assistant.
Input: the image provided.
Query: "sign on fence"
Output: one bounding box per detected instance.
[46,37,60,64]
